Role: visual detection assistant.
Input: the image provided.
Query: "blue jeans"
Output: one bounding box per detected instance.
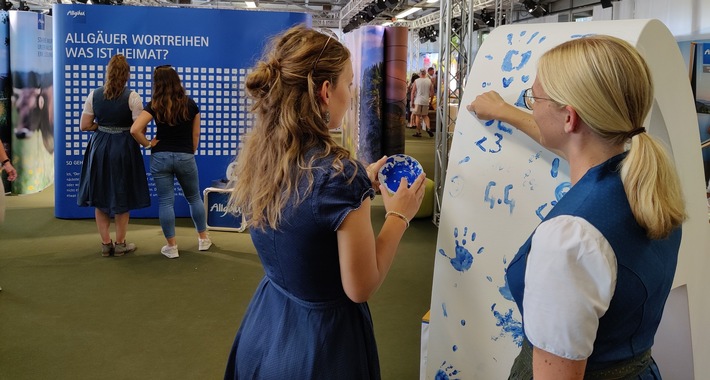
[150,152,206,239]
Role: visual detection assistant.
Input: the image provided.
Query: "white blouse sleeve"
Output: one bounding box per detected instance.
[522,215,617,360]
[82,90,95,115]
[128,91,144,121]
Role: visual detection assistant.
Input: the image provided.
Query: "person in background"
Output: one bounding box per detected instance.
[223,25,425,379]
[0,138,17,185]
[0,137,17,224]
[0,138,16,290]
[77,54,149,257]
[130,65,211,259]
[411,68,434,137]
[427,65,437,91]
[406,72,420,129]
[468,35,686,379]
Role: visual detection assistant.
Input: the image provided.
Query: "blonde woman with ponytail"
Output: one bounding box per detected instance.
[469,36,686,379]
[78,54,149,257]
[223,25,425,379]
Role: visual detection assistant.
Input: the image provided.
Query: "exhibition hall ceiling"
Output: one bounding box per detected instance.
[22,0,521,30]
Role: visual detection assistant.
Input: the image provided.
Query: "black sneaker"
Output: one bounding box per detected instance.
[427,130,434,137]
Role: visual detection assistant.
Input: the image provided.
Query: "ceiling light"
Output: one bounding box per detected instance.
[382,21,393,27]
[426,0,438,3]
[245,1,256,8]
[395,7,421,19]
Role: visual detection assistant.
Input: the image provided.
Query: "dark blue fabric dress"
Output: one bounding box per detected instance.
[77,87,150,215]
[224,154,378,379]
[507,153,681,379]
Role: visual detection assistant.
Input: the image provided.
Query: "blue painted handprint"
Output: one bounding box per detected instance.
[439,227,482,272]
[435,361,461,380]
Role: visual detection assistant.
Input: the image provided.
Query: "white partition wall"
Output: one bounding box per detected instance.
[426,19,709,379]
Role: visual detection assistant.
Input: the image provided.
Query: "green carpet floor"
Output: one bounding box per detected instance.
[0,132,439,379]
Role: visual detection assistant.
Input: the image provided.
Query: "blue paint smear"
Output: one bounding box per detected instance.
[461,319,466,326]
[491,303,524,347]
[485,54,493,60]
[458,156,470,164]
[502,76,514,88]
[484,119,495,127]
[477,247,484,255]
[482,81,491,88]
[442,302,448,317]
[555,181,572,201]
[506,33,513,45]
[489,133,503,153]
[496,121,513,134]
[536,203,548,220]
[484,181,497,209]
[498,274,514,301]
[521,75,530,83]
[501,50,532,72]
[452,345,458,352]
[486,276,493,282]
[526,31,540,45]
[550,158,560,178]
[503,184,516,214]
[475,137,487,152]
[514,89,527,109]
[439,227,474,272]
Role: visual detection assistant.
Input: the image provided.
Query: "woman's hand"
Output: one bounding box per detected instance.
[467,90,510,120]
[365,156,387,193]
[1,161,17,181]
[380,173,426,221]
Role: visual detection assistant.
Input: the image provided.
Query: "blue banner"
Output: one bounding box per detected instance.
[704,43,710,65]
[53,4,308,218]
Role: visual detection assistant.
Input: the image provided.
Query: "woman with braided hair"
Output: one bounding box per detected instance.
[223,25,425,379]
[468,35,686,379]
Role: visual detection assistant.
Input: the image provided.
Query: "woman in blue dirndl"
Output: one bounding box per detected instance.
[223,26,426,379]
[469,36,686,379]
[77,54,150,257]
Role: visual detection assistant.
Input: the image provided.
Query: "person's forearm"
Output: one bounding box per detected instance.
[371,216,408,293]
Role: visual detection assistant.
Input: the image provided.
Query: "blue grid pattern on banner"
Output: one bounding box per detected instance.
[62,64,254,158]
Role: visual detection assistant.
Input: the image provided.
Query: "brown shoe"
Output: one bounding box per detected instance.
[101,241,114,257]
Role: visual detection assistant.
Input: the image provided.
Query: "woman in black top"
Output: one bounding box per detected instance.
[131,65,211,259]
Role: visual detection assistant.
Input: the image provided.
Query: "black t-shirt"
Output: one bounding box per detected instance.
[145,97,199,154]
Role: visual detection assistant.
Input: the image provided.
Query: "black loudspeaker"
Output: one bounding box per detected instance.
[601,0,613,8]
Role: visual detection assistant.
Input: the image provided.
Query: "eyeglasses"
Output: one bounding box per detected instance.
[522,87,556,110]
[312,35,332,73]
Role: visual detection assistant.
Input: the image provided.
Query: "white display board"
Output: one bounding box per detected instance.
[426,19,709,379]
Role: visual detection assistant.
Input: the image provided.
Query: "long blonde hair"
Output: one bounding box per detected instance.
[104,55,129,100]
[228,25,355,230]
[537,35,686,239]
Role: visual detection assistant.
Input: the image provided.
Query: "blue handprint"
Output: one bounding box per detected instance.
[439,227,480,272]
[435,361,461,380]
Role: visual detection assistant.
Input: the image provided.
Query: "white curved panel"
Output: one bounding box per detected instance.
[426,19,708,379]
